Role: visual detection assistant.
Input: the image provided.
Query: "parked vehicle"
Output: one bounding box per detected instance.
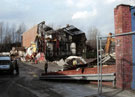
[0,56,19,75]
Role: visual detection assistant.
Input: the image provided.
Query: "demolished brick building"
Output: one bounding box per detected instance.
[22,21,86,60]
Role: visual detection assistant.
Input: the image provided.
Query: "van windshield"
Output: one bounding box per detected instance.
[0,60,10,65]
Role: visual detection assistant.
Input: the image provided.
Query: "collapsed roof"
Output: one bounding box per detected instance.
[62,25,85,36]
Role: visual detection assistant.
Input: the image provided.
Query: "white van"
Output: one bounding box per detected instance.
[0,56,14,74]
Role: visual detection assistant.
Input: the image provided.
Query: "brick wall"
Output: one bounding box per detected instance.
[114,4,132,89]
[22,25,38,47]
[45,65,116,87]
[47,65,116,75]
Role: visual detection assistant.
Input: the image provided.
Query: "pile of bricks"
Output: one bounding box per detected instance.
[47,65,116,75]
[44,65,116,87]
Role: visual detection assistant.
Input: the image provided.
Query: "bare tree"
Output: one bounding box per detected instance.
[16,23,26,42]
[0,22,3,43]
[87,26,100,49]
[11,24,16,43]
[0,21,27,52]
[3,34,12,44]
[2,23,12,44]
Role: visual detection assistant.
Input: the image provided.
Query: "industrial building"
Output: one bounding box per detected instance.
[22,22,86,60]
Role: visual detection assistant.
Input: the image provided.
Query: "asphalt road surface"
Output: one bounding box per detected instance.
[0,61,98,97]
[0,61,135,97]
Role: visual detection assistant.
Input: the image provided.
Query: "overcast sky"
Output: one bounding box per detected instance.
[0,0,134,36]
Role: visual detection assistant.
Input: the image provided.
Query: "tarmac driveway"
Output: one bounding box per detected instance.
[0,61,135,97]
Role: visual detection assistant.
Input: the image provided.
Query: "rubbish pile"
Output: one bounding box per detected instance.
[102,53,116,65]
[54,56,87,71]
[9,46,45,63]
[10,47,25,61]
[25,46,45,63]
[54,54,116,71]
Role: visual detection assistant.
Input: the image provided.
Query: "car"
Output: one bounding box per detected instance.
[0,56,14,75]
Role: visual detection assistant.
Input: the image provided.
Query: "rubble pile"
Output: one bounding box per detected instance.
[54,56,87,71]
[10,47,26,61]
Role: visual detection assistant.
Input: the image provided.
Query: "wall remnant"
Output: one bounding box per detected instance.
[22,25,38,48]
[114,4,135,90]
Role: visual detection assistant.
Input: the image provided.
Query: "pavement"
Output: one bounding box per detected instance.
[0,61,135,97]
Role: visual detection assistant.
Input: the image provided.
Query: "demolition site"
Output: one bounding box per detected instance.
[0,4,135,97]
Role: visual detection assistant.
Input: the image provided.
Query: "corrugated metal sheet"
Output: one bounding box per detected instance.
[63,25,84,36]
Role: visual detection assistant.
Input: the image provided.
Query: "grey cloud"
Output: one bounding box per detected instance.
[0,0,134,35]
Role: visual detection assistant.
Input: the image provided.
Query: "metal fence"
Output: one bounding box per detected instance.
[97,31,135,96]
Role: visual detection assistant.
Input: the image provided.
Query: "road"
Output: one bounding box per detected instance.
[0,61,135,97]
